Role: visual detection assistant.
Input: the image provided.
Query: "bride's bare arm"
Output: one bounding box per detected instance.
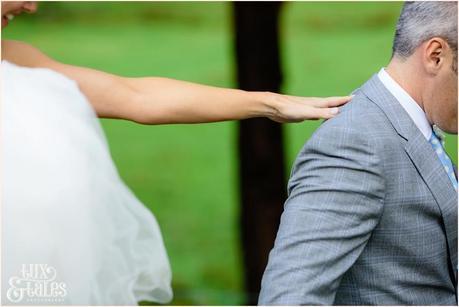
[2,40,351,124]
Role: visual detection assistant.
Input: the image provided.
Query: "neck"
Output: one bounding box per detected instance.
[385,56,426,112]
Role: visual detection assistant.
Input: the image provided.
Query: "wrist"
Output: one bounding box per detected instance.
[251,91,278,118]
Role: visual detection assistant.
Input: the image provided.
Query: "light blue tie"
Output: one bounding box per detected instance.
[429,129,458,191]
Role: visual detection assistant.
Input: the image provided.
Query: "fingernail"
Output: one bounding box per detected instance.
[330,107,339,115]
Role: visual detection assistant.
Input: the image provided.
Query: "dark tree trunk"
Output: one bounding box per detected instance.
[233,2,286,305]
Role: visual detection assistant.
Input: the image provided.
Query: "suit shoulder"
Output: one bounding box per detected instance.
[322,93,387,131]
[312,92,399,144]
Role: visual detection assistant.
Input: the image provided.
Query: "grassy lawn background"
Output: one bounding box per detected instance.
[2,2,457,305]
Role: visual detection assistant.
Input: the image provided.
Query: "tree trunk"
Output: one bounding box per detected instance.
[233,2,286,304]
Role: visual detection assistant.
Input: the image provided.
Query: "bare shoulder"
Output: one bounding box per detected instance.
[2,39,57,68]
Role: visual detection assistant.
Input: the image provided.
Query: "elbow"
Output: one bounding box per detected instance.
[124,90,162,125]
[125,78,173,125]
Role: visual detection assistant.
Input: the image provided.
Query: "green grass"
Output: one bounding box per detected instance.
[2,2,457,305]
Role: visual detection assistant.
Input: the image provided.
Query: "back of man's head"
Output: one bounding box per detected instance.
[392,1,457,72]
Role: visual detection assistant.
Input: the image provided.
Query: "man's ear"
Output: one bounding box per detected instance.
[423,37,448,75]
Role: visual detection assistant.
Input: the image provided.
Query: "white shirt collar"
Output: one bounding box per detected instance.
[377,68,432,140]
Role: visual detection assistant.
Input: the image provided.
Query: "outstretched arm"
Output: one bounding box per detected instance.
[2,40,351,124]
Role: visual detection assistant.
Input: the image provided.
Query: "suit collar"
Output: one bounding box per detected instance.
[359,74,422,142]
[376,68,432,140]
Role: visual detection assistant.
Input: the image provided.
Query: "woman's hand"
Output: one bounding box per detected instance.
[262,92,352,123]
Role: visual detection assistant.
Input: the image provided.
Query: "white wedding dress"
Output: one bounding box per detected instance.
[1,60,172,305]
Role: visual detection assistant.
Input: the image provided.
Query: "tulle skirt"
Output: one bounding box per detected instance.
[1,60,172,305]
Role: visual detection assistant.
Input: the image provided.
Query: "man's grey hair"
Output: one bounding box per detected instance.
[392,1,457,71]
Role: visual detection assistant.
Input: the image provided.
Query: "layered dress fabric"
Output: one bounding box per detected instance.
[1,60,172,305]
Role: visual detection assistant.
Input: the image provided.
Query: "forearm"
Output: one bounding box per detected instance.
[125,77,274,124]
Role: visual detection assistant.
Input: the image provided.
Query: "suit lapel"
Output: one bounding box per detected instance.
[360,74,458,282]
[404,133,458,281]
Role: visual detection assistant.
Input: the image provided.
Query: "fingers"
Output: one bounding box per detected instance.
[308,106,340,120]
[322,95,353,107]
[290,95,353,108]
[287,105,339,122]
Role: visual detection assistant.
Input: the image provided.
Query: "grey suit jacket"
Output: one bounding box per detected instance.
[258,74,458,305]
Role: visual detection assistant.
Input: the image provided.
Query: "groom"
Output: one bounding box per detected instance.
[259,2,458,305]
